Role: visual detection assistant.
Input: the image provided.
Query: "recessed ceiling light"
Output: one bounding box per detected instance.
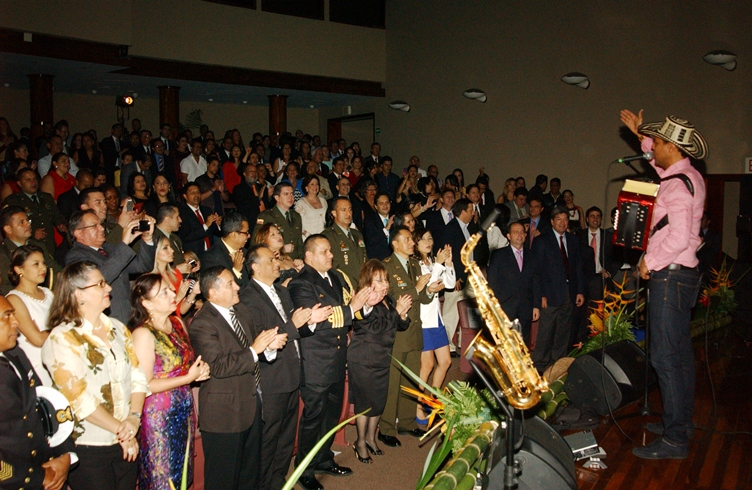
[310,105,315,108]
[91,89,97,94]
[3,83,9,88]
[242,100,248,104]
[132,92,138,98]
[208,98,213,102]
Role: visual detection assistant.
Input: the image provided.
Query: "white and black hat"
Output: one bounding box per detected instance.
[638,115,708,160]
[36,386,75,447]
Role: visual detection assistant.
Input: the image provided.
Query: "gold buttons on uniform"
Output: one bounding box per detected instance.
[337,346,340,350]
[27,432,33,439]
[30,450,36,457]
[28,468,33,473]
[25,477,31,483]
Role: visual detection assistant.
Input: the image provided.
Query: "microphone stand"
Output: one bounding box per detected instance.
[469,360,518,490]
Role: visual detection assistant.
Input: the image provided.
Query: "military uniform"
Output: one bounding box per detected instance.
[0,347,74,489]
[253,205,304,260]
[321,224,367,286]
[4,191,66,256]
[380,253,433,437]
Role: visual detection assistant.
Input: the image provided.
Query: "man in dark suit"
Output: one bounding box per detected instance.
[178,182,221,259]
[424,187,456,252]
[4,168,68,255]
[362,142,381,168]
[487,222,541,347]
[65,210,155,323]
[465,183,491,266]
[436,198,475,355]
[100,123,125,183]
[131,129,153,164]
[241,245,330,490]
[322,197,367,286]
[0,296,75,490]
[0,206,62,294]
[522,197,551,250]
[379,227,438,447]
[362,191,393,261]
[153,203,187,268]
[189,266,287,490]
[532,206,585,372]
[232,163,263,226]
[698,211,722,283]
[57,169,93,222]
[150,137,175,185]
[201,212,251,287]
[287,235,370,490]
[119,153,154,198]
[375,156,401,202]
[326,157,346,195]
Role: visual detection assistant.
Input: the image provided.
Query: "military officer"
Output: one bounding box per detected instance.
[378,226,442,447]
[253,182,304,260]
[4,168,68,256]
[0,295,75,490]
[321,197,367,287]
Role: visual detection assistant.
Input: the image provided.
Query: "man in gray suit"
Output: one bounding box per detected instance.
[64,209,155,323]
[505,187,530,225]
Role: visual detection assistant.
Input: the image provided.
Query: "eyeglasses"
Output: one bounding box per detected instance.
[78,223,102,231]
[79,280,107,290]
[236,230,251,236]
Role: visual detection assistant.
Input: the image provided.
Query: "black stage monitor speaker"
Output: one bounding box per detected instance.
[485,414,577,490]
[564,340,655,416]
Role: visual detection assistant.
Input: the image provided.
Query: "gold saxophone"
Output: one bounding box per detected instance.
[461,226,548,410]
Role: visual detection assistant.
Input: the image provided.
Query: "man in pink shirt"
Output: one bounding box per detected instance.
[620,110,708,460]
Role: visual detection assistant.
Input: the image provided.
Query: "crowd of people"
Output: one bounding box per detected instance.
[0,110,718,490]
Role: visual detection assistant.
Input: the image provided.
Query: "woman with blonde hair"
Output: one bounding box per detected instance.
[152,235,200,316]
[497,178,517,204]
[42,262,148,489]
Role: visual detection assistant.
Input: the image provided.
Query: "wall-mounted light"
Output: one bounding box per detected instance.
[561,72,590,89]
[462,88,487,103]
[388,100,410,112]
[115,95,134,107]
[703,50,737,71]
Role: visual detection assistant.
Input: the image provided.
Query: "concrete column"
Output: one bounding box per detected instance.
[268,94,288,137]
[28,74,54,157]
[158,86,180,138]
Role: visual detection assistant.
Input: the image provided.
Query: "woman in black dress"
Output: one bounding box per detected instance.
[348,259,412,463]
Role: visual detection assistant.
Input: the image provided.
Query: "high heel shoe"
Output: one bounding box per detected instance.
[365,441,384,456]
[352,444,373,464]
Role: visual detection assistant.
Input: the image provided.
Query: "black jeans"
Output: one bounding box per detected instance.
[648,267,700,445]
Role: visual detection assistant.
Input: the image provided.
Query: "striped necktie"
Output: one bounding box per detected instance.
[229,307,260,389]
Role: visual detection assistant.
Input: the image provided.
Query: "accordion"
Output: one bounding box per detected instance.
[612,180,660,251]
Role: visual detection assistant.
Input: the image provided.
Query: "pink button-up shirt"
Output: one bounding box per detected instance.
[642,137,706,271]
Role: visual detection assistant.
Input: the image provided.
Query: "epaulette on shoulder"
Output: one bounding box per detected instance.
[384,257,391,262]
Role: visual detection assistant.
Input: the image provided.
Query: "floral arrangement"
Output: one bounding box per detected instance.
[571,276,639,357]
[697,258,742,317]
[393,358,501,490]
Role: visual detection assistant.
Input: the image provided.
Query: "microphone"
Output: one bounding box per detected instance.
[616,151,653,163]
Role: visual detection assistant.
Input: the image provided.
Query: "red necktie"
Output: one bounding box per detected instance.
[559,234,570,281]
[590,233,597,267]
[195,209,211,251]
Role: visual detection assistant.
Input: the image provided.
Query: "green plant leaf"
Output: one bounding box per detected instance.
[281,409,370,490]
[392,356,451,404]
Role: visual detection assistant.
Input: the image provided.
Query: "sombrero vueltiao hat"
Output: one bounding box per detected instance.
[638,115,708,160]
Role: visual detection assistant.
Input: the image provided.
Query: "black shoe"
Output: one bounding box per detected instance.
[398,428,427,438]
[632,437,688,460]
[377,433,401,447]
[645,422,695,439]
[365,441,384,456]
[298,475,324,490]
[450,351,460,358]
[315,462,353,476]
[352,444,373,464]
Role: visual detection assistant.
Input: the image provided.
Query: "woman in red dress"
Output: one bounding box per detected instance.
[40,152,75,201]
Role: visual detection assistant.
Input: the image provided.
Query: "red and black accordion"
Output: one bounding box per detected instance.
[612,180,660,251]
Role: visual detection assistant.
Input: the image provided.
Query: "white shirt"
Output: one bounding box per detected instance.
[253,278,300,355]
[440,207,454,224]
[180,154,207,182]
[554,230,568,255]
[38,153,80,178]
[418,261,456,328]
[210,302,277,361]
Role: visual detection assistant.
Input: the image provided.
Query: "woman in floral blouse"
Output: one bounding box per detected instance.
[42,261,148,490]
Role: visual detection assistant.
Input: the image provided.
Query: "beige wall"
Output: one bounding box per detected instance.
[0,87,319,144]
[343,0,752,214]
[0,0,385,83]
